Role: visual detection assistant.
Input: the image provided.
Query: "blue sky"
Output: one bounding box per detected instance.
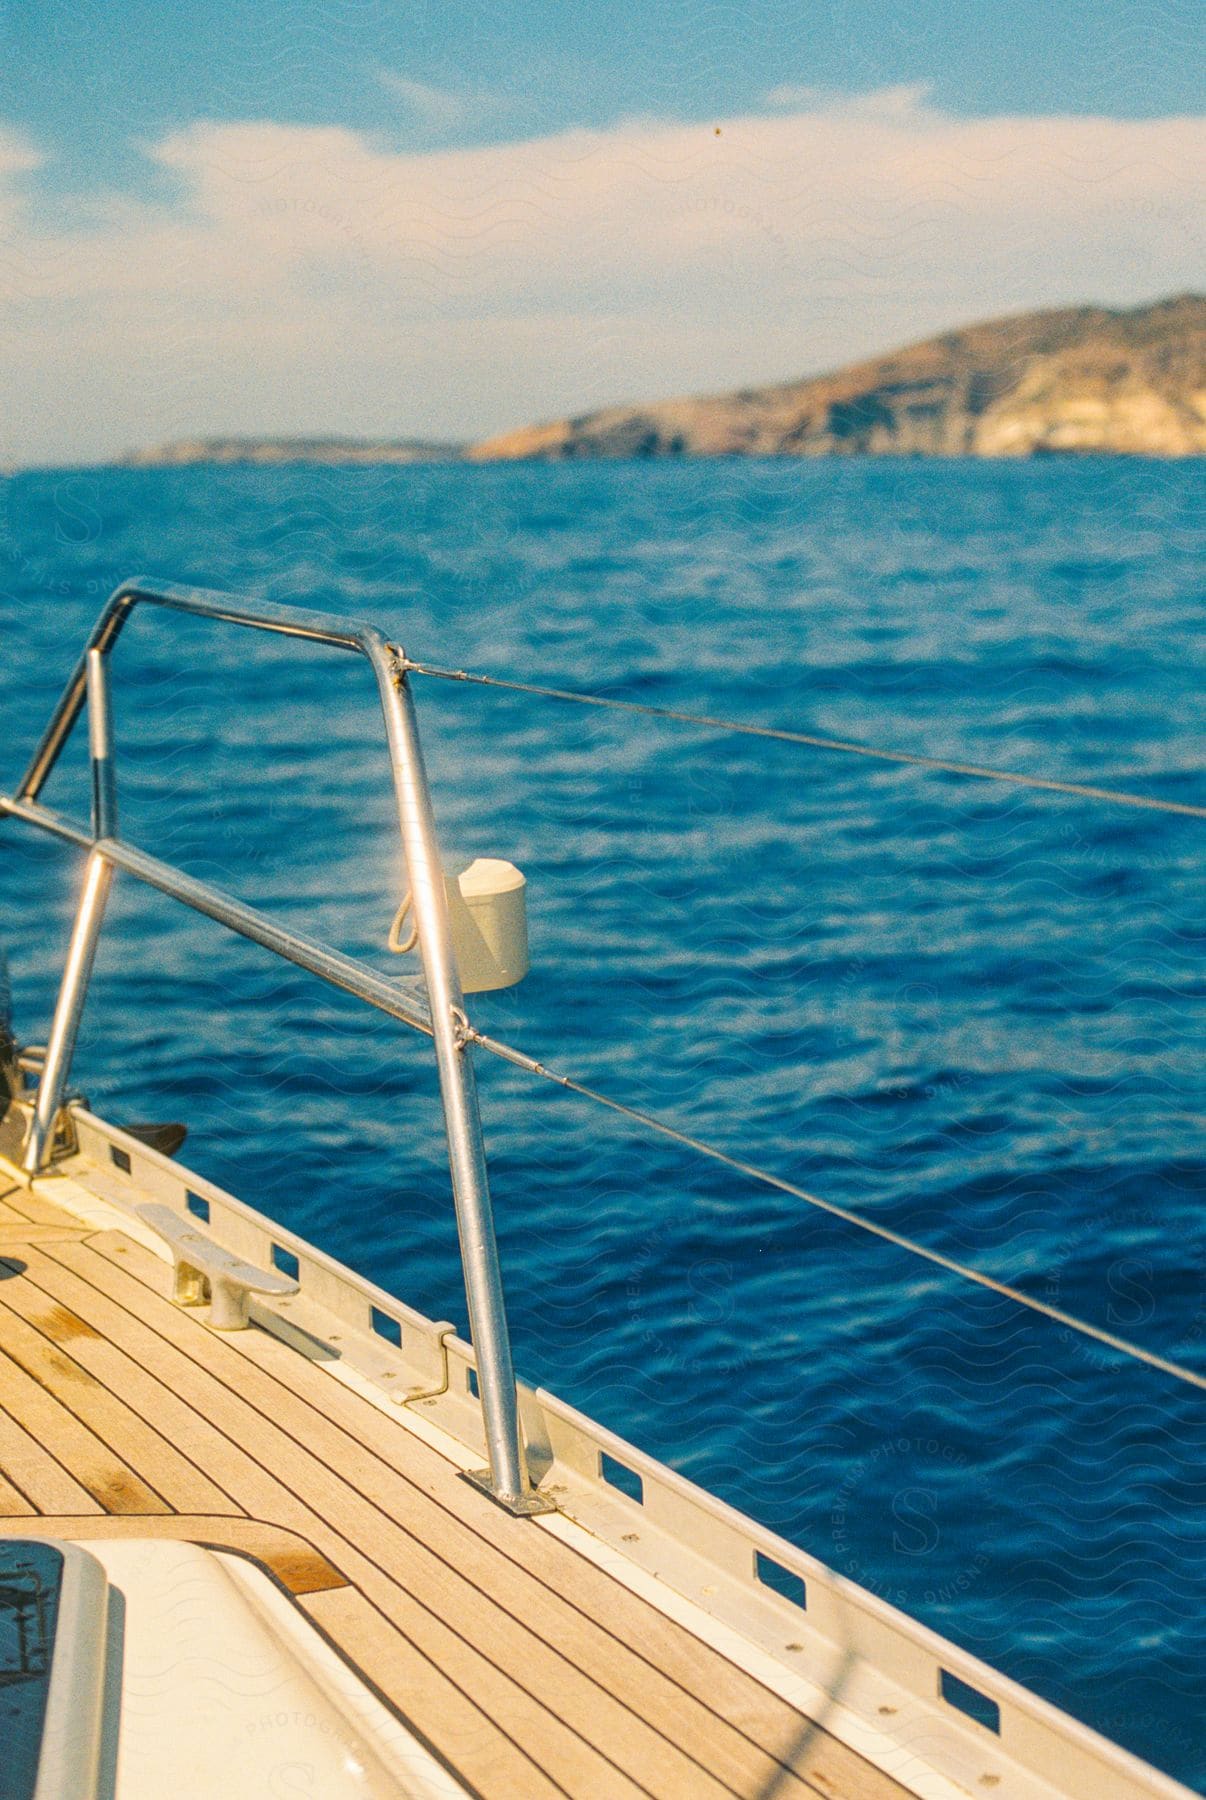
[1,0,1202,464]
[5,0,1200,175]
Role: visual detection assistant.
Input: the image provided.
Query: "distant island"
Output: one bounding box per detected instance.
[120,295,1205,467]
[119,436,462,468]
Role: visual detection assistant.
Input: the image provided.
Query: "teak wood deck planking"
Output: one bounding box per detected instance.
[0,1179,908,1800]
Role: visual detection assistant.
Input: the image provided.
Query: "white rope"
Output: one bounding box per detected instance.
[387,892,418,955]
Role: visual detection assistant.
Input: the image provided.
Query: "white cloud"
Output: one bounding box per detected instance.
[376,72,502,134]
[764,81,934,115]
[2,92,1203,463]
[0,128,41,175]
[0,127,42,236]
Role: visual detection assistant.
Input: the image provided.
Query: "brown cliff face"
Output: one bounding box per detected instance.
[469,295,1206,461]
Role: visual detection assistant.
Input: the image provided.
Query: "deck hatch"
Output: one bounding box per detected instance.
[1,1543,59,1800]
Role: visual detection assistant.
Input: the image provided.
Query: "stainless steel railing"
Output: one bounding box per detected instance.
[0,578,549,1513]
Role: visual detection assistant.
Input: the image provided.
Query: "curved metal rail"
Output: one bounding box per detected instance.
[0,578,545,1513]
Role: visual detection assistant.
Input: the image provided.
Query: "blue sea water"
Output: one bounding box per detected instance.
[1,457,1204,1786]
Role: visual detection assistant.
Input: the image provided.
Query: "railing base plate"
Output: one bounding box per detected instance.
[461,1468,558,1516]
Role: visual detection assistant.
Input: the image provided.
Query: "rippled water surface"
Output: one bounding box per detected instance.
[2,459,1204,1785]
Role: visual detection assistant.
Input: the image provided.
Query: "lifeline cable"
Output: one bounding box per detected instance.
[468,1024,1206,1393]
[412,649,1204,1384]
[402,658,1206,821]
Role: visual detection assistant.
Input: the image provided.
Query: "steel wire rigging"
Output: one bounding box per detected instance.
[402,657,1206,821]
[467,1023,1206,1393]
[401,650,1205,1389]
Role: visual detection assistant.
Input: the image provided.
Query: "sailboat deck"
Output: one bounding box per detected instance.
[0,1176,906,1800]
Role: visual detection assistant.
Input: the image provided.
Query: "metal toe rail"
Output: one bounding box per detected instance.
[0,577,542,1513]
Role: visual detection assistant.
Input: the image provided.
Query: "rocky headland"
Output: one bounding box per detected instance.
[469,295,1206,461]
